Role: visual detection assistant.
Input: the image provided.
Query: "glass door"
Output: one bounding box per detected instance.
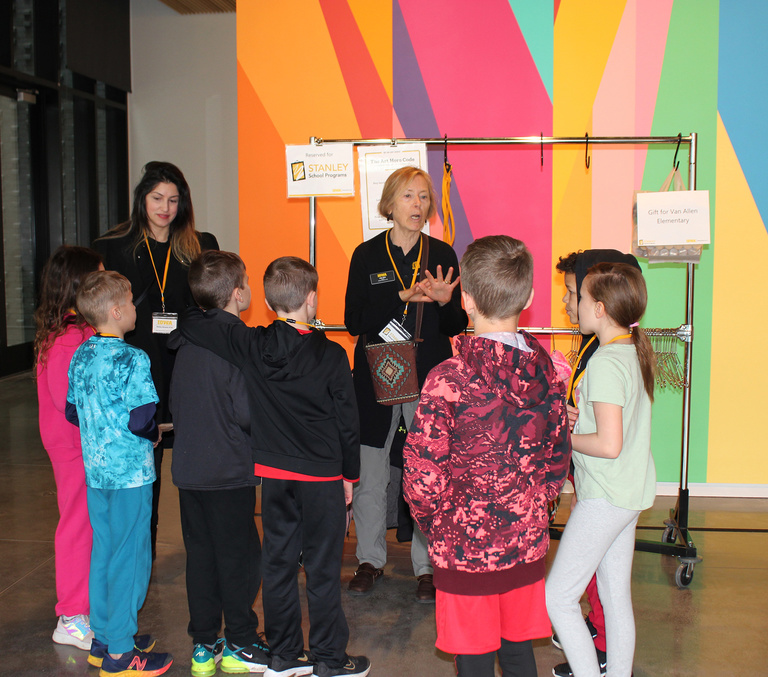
[0,86,36,376]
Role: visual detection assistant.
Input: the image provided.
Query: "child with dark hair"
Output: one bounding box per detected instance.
[547,262,656,677]
[403,235,571,677]
[551,249,643,677]
[179,256,369,677]
[35,245,103,650]
[66,271,171,676]
[168,250,266,676]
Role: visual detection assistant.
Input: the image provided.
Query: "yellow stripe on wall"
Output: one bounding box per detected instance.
[707,114,768,482]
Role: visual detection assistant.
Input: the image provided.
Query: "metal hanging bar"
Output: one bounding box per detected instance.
[305,131,701,588]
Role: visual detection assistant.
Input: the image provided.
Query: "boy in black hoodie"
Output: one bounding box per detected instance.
[168,251,266,676]
[179,256,369,677]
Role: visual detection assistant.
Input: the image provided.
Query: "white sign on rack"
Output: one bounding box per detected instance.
[285,144,354,198]
[636,190,711,246]
[358,143,428,241]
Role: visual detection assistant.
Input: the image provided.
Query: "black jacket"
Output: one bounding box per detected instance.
[344,231,468,447]
[168,311,257,490]
[92,231,219,418]
[177,308,360,480]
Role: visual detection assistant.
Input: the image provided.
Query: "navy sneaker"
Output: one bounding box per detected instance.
[99,647,172,676]
[89,635,157,668]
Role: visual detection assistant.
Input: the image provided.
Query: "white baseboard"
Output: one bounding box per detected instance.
[656,482,768,498]
[560,481,768,498]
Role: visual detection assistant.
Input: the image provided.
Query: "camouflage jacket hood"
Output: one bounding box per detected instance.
[403,332,571,575]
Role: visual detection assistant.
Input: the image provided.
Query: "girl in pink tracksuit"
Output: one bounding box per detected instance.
[35,246,103,650]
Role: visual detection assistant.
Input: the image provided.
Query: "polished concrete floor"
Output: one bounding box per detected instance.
[2,370,767,676]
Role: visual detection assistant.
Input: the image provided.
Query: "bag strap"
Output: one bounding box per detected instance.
[414,234,429,342]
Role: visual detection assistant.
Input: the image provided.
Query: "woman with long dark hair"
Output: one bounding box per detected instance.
[94,162,218,556]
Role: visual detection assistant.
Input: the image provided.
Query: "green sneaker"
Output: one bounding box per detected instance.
[192,638,225,677]
[220,638,270,674]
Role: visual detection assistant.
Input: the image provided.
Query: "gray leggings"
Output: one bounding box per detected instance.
[545,498,639,677]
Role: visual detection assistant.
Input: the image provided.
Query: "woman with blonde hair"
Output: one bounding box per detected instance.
[344,166,467,602]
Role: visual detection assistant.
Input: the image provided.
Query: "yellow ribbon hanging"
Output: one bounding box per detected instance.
[441,161,456,246]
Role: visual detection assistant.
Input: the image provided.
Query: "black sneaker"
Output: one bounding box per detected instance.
[552,648,607,677]
[265,651,314,677]
[312,655,370,677]
[220,638,270,673]
[552,615,599,650]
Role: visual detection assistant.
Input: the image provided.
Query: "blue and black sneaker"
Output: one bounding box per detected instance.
[192,638,226,677]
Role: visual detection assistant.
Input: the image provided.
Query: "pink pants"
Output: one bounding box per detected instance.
[48,447,92,616]
[586,573,606,651]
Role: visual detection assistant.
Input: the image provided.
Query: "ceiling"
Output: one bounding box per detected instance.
[158,0,235,13]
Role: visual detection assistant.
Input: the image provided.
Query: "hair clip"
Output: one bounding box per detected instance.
[629,322,639,329]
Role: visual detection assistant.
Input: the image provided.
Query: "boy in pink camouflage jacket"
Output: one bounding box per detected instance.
[403,235,570,677]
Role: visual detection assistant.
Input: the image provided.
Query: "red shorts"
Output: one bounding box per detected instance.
[435,579,551,655]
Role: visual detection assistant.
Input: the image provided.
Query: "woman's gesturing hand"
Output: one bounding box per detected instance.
[419,265,460,306]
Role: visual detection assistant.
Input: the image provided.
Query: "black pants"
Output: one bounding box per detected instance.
[179,486,261,646]
[261,478,348,666]
[455,639,537,677]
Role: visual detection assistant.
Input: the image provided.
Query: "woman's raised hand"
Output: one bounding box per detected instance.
[420,265,460,306]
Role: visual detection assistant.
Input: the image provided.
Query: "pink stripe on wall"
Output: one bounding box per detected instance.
[592,2,638,251]
[397,0,553,327]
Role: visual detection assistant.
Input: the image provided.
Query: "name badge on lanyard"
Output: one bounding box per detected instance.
[145,235,176,333]
[152,312,178,334]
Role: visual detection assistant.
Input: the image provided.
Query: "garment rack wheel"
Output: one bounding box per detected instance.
[674,556,702,589]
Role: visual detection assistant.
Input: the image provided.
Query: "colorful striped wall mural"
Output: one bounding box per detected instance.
[237,0,768,488]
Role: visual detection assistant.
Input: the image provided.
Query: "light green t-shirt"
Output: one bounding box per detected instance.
[573,344,656,510]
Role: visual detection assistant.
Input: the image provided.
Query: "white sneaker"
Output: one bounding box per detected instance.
[52,614,94,650]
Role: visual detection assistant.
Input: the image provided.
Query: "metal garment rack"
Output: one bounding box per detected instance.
[306,133,700,588]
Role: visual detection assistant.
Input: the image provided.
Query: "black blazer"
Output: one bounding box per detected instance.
[92,230,219,417]
[344,231,467,447]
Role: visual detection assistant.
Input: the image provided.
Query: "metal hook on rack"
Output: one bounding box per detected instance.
[444,134,451,171]
[673,133,682,171]
[541,133,544,167]
[585,133,591,169]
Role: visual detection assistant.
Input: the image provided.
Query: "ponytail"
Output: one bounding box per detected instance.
[584,262,655,402]
[632,327,656,403]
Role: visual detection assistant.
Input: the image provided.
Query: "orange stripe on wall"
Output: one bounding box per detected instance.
[238,64,309,327]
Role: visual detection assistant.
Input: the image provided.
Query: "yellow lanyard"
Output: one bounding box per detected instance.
[277,318,315,330]
[567,333,632,402]
[385,233,422,322]
[442,163,456,245]
[144,236,172,312]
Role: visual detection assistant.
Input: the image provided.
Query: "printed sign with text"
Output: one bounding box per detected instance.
[285,144,354,198]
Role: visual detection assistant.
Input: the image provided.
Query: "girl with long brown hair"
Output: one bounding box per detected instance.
[35,245,103,650]
[546,261,656,677]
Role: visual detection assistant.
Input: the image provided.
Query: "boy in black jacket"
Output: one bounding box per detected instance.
[179,256,370,677]
[168,251,267,676]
